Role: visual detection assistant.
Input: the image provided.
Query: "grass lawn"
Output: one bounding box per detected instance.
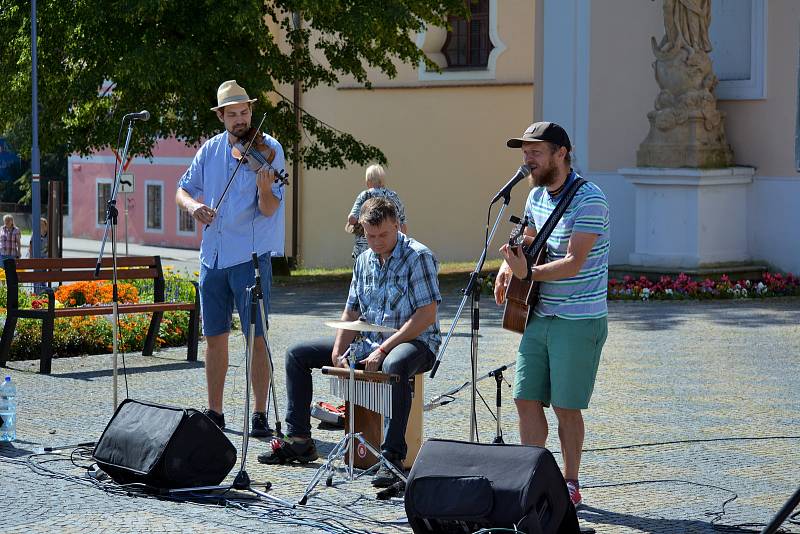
[275,258,504,286]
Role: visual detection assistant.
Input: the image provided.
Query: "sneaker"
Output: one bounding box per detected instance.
[203,409,225,430]
[372,455,404,488]
[566,480,583,507]
[250,412,274,438]
[257,437,318,465]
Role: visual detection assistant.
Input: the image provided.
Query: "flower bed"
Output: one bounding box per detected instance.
[1,271,197,362]
[608,272,800,301]
[5,312,191,361]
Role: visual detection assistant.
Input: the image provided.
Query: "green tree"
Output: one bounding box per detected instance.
[0,1,466,170]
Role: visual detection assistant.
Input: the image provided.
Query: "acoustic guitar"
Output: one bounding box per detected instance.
[501,216,547,334]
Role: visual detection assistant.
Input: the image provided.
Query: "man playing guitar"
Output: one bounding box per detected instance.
[494,122,610,508]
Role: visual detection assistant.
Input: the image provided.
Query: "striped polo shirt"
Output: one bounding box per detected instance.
[523,171,610,319]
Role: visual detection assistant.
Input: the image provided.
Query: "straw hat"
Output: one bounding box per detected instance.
[210,80,257,111]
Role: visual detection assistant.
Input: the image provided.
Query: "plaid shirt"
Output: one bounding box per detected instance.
[346,232,441,358]
[0,226,20,257]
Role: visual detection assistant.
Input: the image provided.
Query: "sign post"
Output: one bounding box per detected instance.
[118,173,135,255]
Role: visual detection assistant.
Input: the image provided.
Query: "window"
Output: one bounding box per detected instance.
[442,0,493,69]
[709,0,766,99]
[145,182,163,231]
[178,206,195,234]
[96,180,112,226]
[416,0,505,82]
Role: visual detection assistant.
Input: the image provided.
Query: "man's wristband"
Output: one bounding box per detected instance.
[378,345,389,356]
[523,254,534,282]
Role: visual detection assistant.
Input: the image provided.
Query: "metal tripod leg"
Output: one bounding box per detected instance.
[255,280,282,437]
[300,432,352,504]
[168,285,294,509]
[299,350,406,505]
[299,431,407,506]
[251,254,282,436]
[236,286,255,482]
[491,369,505,444]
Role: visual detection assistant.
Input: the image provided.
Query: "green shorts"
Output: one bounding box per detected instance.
[513,315,607,409]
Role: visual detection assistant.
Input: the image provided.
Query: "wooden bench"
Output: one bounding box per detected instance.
[0,256,200,374]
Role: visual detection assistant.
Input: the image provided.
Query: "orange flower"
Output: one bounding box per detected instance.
[55,280,140,307]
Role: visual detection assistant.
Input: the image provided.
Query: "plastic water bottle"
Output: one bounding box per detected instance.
[0,375,17,442]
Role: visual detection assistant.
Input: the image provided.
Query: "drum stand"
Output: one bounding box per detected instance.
[298,348,406,506]
[168,253,292,508]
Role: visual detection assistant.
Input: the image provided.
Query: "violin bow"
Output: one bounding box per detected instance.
[205,112,268,231]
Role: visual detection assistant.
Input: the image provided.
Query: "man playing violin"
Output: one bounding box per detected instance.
[494,122,609,508]
[176,80,286,438]
[259,197,440,489]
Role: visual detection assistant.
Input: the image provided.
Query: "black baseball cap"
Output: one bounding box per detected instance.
[506,122,572,151]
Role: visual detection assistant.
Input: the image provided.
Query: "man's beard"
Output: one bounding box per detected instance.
[228,123,250,139]
[531,160,558,188]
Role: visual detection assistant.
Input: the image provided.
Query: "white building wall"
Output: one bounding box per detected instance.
[748,177,800,273]
[540,0,800,274]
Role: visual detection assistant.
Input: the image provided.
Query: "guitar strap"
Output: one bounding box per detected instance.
[523,176,587,271]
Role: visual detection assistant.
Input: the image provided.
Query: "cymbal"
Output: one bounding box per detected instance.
[324,319,398,333]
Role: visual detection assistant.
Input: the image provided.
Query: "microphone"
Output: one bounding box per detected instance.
[126,110,150,122]
[490,164,531,205]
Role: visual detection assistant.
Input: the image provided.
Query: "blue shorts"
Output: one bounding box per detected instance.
[199,254,272,337]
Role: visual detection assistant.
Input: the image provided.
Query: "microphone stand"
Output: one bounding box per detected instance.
[167,273,293,509]
[94,116,137,411]
[424,362,515,443]
[429,189,514,442]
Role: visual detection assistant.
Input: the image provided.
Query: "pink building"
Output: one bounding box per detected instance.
[68,138,201,249]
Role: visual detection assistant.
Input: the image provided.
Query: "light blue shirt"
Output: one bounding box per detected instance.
[178,132,286,269]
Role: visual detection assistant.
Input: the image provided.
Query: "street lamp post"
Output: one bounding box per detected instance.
[31,0,42,258]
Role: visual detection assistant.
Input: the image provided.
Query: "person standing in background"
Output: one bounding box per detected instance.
[27,217,48,259]
[346,164,407,261]
[27,217,49,294]
[0,214,21,266]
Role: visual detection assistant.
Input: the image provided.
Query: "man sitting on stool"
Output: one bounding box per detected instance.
[259,197,441,488]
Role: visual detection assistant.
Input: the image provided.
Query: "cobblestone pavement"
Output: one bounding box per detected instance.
[1,279,799,533]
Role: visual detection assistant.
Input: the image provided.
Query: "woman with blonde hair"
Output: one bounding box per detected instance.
[346,164,407,260]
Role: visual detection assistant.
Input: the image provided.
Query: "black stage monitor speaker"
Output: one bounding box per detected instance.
[405,439,580,534]
[93,399,236,489]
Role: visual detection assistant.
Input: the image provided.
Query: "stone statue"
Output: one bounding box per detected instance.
[638,0,733,168]
[655,0,712,56]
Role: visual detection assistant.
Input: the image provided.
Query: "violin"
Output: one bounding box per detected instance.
[231,127,290,186]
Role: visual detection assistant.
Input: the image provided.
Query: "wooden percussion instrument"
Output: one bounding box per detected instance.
[322,366,424,469]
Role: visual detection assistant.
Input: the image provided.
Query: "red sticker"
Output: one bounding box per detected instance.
[357,443,367,459]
